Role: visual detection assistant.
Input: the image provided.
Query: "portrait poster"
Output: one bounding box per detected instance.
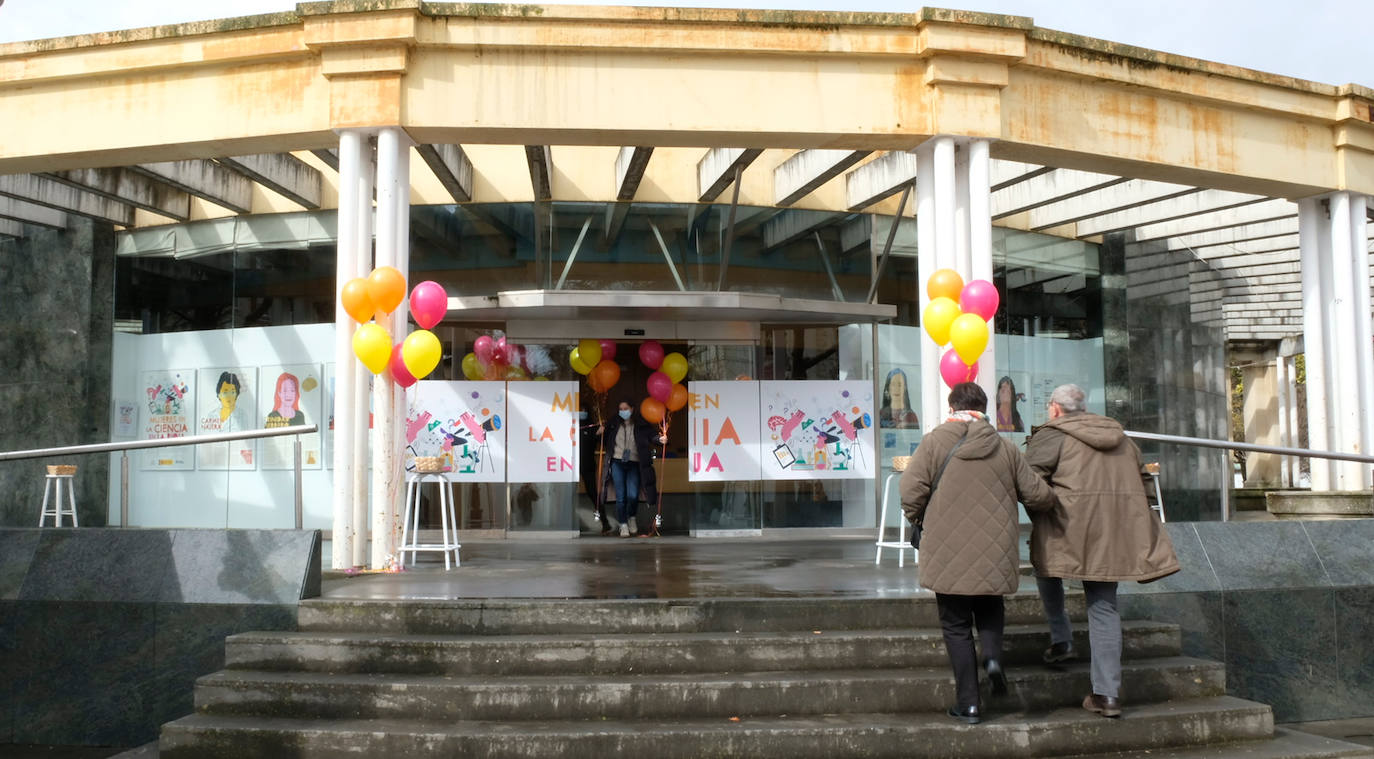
[404,381,507,482]
[686,381,762,482]
[506,381,578,482]
[759,380,876,480]
[140,369,194,470]
[195,367,258,470]
[115,399,137,439]
[257,363,323,470]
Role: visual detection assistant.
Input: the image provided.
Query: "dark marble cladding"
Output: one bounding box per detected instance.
[1120,523,1221,594]
[1335,587,1374,716]
[1224,588,1339,722]
[19,529,176,602]
[0,218,115,528]
[1192,521,1332,591]
[0,529,41,599]
[1119,590,1225,663]
[1300,520,1374,585]
[165,529,321,604]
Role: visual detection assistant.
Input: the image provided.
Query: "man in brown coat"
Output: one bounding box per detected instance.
[901,382,1059,725]
[1026,384,1180,719]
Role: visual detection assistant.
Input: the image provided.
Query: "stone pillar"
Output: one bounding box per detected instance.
[1239,348,1282,487]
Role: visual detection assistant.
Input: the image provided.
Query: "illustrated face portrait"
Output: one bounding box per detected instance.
[280,379,297,405]
[218,381,239,410]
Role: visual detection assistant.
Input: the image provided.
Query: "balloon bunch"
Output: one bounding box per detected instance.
[344,268,446,387]
[463,335,533,381]
[922,269,1000,388]
[637,341,689,537]
[570,339,622,397]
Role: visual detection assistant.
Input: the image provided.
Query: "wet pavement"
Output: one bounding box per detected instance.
[320,536,1045,600]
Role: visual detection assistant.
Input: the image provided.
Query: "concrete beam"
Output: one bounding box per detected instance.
[1132,198,1296,242]
[1027,178,1196,232]
[129,159,253,213]
[0,196,67,229]
[774,149,871,207]
[525,145,553,201]
[615,146,654,202]
[991,168,1127,219]
[415,144,473,203]
[990,159,1052,191]
[0,218,23,237]
[0,174,134,226]
[1171,218,1299,251]
[311,148,340,172]
[1076,189,1266,237]
[845,151,916,211]
[42,167,191,221]
[217,153,323,209]
[762,208,839,249]
[698,148,763,203]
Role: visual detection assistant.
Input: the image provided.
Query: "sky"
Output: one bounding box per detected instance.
[0,0,1370,87]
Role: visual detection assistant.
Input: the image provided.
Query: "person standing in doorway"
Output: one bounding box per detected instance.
[900,382,1058,724]
[1026,383,1180,718]
[598,400,666,537]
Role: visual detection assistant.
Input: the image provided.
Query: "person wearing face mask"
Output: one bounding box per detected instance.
[597,400,667,537]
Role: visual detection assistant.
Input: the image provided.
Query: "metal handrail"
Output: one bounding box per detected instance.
[1,425,319,529]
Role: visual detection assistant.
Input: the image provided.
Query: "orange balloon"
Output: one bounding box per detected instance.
[666,383,688,412]
[340,278,375,323]
[367,266,406,315]
[589,360,620,394]
[640,397,666,425]
[926,268,965,303]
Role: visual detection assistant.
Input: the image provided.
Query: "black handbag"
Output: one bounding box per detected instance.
[910,428,969,549]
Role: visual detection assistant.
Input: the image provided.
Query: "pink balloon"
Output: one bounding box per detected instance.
[491,344,508,366]
[959,279,1001,322]
[646,371,673,403]
[408,280,448,330]
[390,344,418,388]
[939,348,978,388]
[638,340,665,370]
[474,335,494,365]
[599,339,618,362]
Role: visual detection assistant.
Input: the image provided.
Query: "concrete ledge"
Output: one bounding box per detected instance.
[1267,491,1374,519]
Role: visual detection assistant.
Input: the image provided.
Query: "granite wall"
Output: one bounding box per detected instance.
[1120,519,1374,722]
[0,219,116,527]
[0,528,319,747]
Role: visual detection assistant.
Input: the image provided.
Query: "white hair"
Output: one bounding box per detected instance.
[1050,384,1087,413]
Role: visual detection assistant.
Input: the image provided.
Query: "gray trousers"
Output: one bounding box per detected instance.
[1037,577,1121,699]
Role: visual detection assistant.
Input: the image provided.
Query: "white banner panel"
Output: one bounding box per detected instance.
[404,381,507,482]
[686,381,762,482]
[506,381,579,482]
[759,380,876,480]
[140,369,195,470]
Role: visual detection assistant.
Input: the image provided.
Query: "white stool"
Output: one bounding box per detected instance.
[1148,470,1166,523]
[401,473,461,569]
[40,467,79,527]
[875,456,918,566]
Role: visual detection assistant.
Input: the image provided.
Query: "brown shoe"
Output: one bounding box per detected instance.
[1083,693,1122,718]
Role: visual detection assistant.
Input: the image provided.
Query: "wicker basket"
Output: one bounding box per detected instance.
[413,457,445,473]
[47,464,77,476]
[891,456,910,473]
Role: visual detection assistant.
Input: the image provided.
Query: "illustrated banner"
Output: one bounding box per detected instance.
[195,367,258,470]
[506,381,579,482]
[140,369,195,470]
[258,364,323,470]
[686,381,762,482]
[404,381,507,482]
[759,380,876,480]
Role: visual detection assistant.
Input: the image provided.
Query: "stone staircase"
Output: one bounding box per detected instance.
[157,595,1372,758]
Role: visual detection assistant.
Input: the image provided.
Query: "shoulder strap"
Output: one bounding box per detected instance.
[930,427,970,495]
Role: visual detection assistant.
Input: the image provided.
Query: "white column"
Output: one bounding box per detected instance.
[351,142,374,568]
[915,143,940,430]
[934,137,960,420]
[1298,197,1333,490]
[1274,355,1291,488]
[966,139,995,407]
[331,129,362,571]
[1348,194,1374,488]
[391,136,413,535]
[1327,193,1363,488]
[1286,356,1301,486]
[371,127,403,569]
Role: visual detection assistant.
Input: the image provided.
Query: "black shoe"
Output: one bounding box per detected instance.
[946,704,981,724]
[1042,641,1074,666]
[1083,693,1122,718]
[985,658,1007,696]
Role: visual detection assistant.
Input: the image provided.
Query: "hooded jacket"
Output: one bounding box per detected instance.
[900,418,1058,595]
[1025,411,1179,582]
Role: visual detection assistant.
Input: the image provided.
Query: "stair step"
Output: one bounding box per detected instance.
[159,696,1274,759]
[194,657,1224,722]
[296,593,1078,634]
[227,620,1180,675]
[1070,727,1374,758]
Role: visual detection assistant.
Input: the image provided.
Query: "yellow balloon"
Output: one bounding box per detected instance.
[569,347,593,375]
[577,338,602,368]
[949,313,989,365]
[661,352,688,384]
[461,352,483,381]
[352,323,391,375]
[922,297,961,346]
[401,330,442,380]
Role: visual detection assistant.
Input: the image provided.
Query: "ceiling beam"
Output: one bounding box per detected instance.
[310,148,340,172]
[130,159,253,213]
[1026,179,1197,232]
[1132,198,1295,242]
[774,149,870,207]
[0,174,134,226]
[845,150,916,211]
[0,218,23,238]
[1169,218,1298,251]
[990,160,1053,191]
[416,144,474,203]
[762,208,839,249]
[0,195,67,229]
[41,167,191,221]
[524,145,553,201]
[1076,189,1266,238]
[615,146,654,202]
[991,168,1127,219]
[216,153,323,209]
[698,148,763,202]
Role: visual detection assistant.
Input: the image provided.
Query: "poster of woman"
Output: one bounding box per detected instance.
[878,368,920,429]
[196,367,257,470]
[995,374,1026,433]
[140,369,194,470]
[258,364,323,469]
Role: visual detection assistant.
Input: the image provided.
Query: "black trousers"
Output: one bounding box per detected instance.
[935,593,1005,709]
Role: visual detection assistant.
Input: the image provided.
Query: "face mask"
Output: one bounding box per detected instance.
[619,409,632,420]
